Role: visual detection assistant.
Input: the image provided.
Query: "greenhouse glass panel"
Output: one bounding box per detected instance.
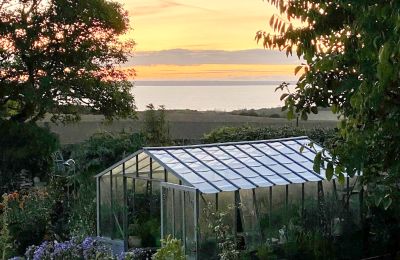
[303,181,318,220]
[239,189,262,250]
[112,171,124,239]
[255,187,271,238]
[198,193,217,259]
[268,185,287,239]
[287,183,303,217]
[99,172,112,238]
[161,186,174,239]
[174,189,183,240]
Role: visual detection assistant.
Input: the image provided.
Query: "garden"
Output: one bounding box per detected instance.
[1,121,399,259]
[2,0,400,259]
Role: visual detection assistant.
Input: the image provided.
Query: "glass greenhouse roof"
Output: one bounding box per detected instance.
[96,136,337,194]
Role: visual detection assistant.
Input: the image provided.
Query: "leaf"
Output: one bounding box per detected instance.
[269,15,275,27]
[326,161,334,180]
[335,165,343,176]
[280,93,289,101]
[294,65,303,75]
[310,106,318,114]
[383,197,392,210]
[375,196,383,207]
[287,109,295,120]
[301,110,308,120]
[338,172,345,185]
[313,152,322,174]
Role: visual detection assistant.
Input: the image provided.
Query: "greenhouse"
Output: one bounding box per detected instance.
[95,136,362,259]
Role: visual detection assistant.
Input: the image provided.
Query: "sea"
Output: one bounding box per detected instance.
[133,81,296,111]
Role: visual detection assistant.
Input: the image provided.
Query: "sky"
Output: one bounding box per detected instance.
[116,0,301,81]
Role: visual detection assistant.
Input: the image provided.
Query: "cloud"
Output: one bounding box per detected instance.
[130,0,215,16]
[125,64,299,81]
[125,49,302,66]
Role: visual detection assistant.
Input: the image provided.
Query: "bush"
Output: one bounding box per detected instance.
[23,237,113,260]
[65,131,145,239]
[203,126,336,147]
[0,120,59,193]
[142,104,171,146]
[69,131,145,175]
[269,113,281,118]
[0,189,59,255]
[152,235,185,260]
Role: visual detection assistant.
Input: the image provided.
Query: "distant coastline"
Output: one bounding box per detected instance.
[134,80,297,86]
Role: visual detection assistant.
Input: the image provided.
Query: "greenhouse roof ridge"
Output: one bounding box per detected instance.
[95,136,339,193]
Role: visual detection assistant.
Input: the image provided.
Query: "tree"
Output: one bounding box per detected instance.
[0,0,135,123]
[256,1,400,208]
[142,104,171,146]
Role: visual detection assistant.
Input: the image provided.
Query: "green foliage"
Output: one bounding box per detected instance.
[203,126,335,147]
[142,104,171,146]
[256,193,363,260]
[0,195,13,260]
[0,120,59,193]
[0,0,135,123]
[66,131,144,239]
[257,0,400,209]
[203,202,239,260]
[0,188,64,256]
[152,235,185,260]
[69,131,145,174]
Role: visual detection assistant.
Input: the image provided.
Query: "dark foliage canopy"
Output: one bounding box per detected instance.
[0,0,135,123]
[0,120,59,192]
[257,0,400,208]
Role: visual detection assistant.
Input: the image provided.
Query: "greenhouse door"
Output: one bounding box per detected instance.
[161,183,198,259]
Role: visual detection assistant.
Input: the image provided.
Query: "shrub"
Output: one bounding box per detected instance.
[142,104,171,146]
[0,120,59,193]
[203,126,336,147]
[269,113,281,118]
[23,237,113,260]
[152,235,185,260]
[66,131,145,239]
[69,131,145,175]
[118,248,156,260]
[203,203,239,260]
[0,189,56,255]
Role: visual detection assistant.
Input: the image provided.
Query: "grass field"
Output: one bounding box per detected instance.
[39,110,338,144]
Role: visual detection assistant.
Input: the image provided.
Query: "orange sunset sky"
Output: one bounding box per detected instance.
[116,0,301,81]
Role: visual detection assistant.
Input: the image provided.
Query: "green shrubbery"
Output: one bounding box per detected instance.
[0,186,66,258]
[0,120,59,193]
[203,125,336,146]
[66,131,145,239]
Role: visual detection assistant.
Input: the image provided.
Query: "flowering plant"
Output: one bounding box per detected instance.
[24,237,113,260]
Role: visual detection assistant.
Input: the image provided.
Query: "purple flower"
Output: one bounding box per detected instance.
[52,240,73,257]
[33,241,52,260]
[25,245,37,260]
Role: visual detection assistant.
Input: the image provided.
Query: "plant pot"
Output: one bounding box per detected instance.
[128,236,142,248]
